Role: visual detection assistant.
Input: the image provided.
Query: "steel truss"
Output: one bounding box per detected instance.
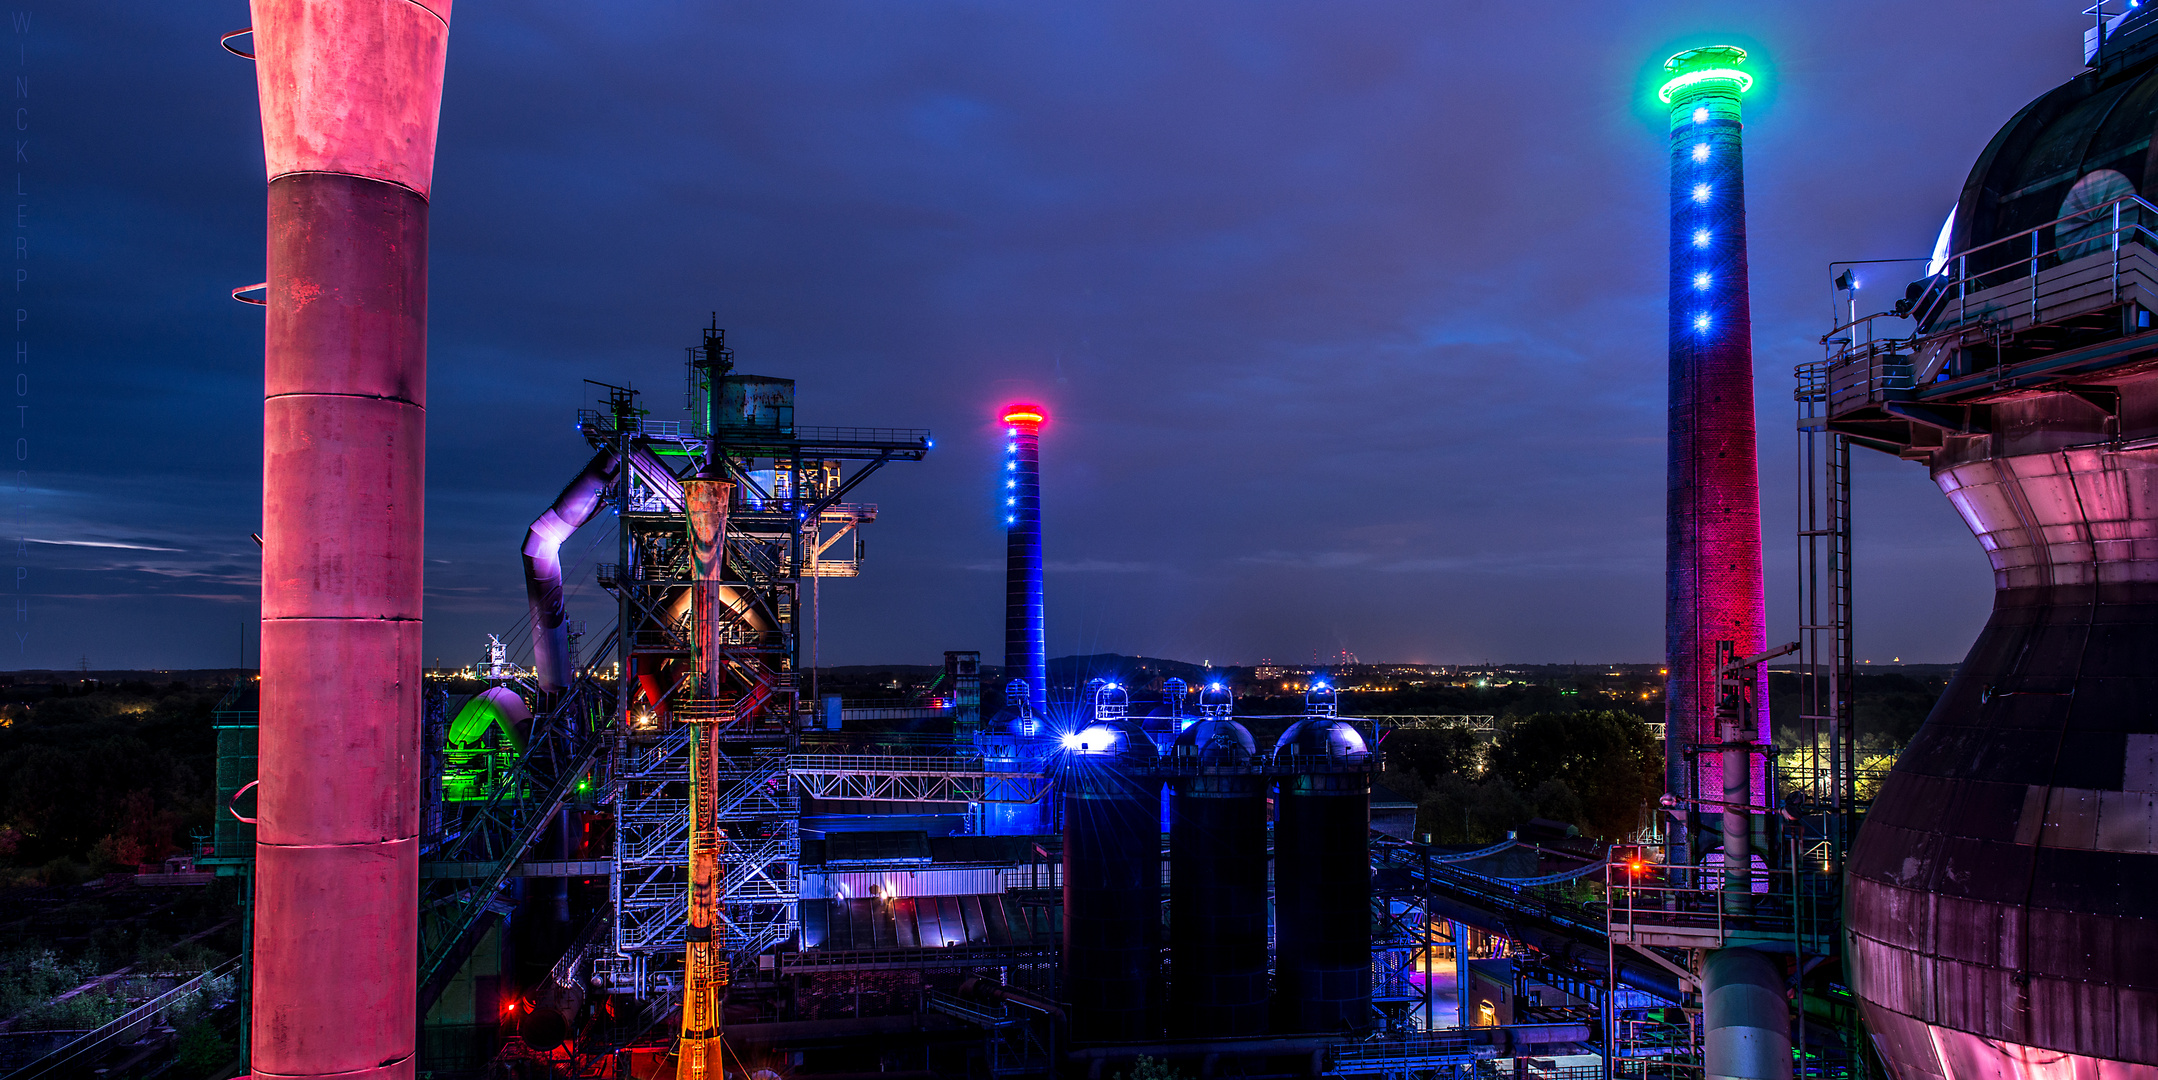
[585,355,931,999]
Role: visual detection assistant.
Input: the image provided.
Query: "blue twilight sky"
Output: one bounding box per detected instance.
[24,2,2092,671]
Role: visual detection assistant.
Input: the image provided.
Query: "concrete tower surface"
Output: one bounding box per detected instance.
[1660,46,1770,864]
[248,1,450,1077]
[1002,404,1047,717]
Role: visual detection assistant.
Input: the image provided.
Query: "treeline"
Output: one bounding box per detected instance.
[1378,711,1663,845]
[0,681,225,885]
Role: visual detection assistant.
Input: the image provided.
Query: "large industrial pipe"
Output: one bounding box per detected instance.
[1702,948,1791,1080]
[1001,404,1047,717]
[250,1,449,1077]
[522,447,622,693]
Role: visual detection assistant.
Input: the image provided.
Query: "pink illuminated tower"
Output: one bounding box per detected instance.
[248,2,449,1078]
[1659,48,1769,867]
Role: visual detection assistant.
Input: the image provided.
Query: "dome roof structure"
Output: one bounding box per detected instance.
[1272,717,1369,763]
[1949,13,2158,268]
[1172,717,1256,766]
[1064,717,1157,764]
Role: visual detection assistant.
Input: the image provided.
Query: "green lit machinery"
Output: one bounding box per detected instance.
[441,687,532,803]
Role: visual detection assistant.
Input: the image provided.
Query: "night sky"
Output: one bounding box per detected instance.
[29,3,2092,671]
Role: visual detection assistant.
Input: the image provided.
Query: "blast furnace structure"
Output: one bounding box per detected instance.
[1820,11,2158,1076]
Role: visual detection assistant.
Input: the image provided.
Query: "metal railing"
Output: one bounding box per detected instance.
[1821,193,2158,396]
[1603,861,1838,952]
[7,958,239,1080]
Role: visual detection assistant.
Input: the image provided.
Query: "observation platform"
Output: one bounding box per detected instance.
[1813,194,2158,457]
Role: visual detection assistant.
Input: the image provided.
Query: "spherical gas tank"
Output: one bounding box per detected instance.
[1271,718,1373,1035]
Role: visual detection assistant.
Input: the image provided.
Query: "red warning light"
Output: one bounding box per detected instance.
[1001,403,1046,427]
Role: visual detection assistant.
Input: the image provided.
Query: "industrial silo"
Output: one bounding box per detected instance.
[1167,692,1268,1037]
[1271,708,1373,1035]
[1061,685,1163,1042]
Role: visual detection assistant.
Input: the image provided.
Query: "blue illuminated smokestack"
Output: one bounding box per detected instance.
[1001,404,1047,716]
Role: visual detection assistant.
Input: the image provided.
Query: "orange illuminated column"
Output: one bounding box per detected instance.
[249,2,449,1078]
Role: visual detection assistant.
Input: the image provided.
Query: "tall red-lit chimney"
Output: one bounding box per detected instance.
[249,2,448,1077]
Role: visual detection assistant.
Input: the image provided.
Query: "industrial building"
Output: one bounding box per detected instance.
[25,8,2135,1080]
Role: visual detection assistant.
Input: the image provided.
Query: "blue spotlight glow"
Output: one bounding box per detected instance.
[1693,229,1711,248]
[1693,272,1712,290]
[1692,143,1709,162]
[1692,183,1712,203]
[1693,106,1708,124]
[1694,312,1712,332]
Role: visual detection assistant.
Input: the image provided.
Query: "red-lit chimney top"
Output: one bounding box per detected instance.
[1001,403,1046,428]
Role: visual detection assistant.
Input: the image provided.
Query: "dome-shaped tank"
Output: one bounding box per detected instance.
[1271,718,1372,1035]
[1062,705,1162,1040]
[1911,16,2158,323]
[1848,35,2158,1078]
[1173,717,1256,765]
[979,680,1053,836]
[1274,716,1369,761]
[1167,715,1267,1036]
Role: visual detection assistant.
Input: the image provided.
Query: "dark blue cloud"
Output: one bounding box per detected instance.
[30,1,2081,669]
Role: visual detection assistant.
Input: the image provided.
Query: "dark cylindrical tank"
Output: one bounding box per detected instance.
[1271,718,1373,1035]
[1168,717,1268,1037]
[1062,714,1162,1043]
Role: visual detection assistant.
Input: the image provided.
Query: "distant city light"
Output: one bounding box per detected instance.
[1691,143,1709,162]
[1692,183,1712,203]
[1692,230,1711,248]
[1694,272,1712,290]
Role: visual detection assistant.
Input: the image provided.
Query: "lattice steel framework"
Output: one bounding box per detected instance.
[589,338,931,997]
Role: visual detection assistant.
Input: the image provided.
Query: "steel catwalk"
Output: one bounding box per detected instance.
[1660,48,1769,864]
[248,1,449,1077]
[1002,405,1047,717]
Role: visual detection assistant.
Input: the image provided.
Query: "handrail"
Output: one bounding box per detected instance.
[1905,193,2158,334]
[7,957,240,1080]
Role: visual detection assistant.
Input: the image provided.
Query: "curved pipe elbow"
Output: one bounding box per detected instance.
[524,447,623,692]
